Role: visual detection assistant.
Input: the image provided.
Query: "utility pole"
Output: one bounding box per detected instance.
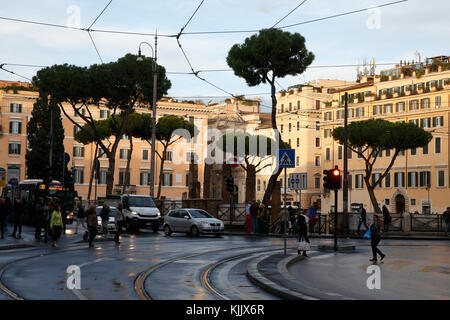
[150,33,158,199]
[343,92,349,236]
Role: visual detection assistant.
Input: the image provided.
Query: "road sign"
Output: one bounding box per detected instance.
[227,157,240,169]
[278,149,295,168]
[289,173,300,190]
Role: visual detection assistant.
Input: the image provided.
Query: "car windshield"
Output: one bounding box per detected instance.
[96,207,116,216]
[189,210,213,219]
[128,196,156,208]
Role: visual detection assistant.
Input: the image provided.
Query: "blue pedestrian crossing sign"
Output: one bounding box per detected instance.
[278,149,295,168]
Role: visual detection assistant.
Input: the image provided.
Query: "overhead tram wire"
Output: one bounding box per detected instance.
[272,0,308,28]
[0,66,33,81]
[87,0,113,31]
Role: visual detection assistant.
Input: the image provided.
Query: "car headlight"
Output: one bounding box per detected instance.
[157,212,161,217]
[201,222,210,227]
[131,211,138,215]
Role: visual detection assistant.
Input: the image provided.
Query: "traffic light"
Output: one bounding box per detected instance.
[323,166,342,190]
[225,175,234,193]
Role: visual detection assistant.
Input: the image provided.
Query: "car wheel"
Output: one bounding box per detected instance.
[164,225,172,236]
[190,226,200,238]
[152,224,159,233]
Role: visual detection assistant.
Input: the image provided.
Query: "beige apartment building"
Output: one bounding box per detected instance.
[321,56,450,214]
[0,84,209,200]
[255,80,355,208]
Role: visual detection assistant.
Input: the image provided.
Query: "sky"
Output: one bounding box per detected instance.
[1,0,449,112]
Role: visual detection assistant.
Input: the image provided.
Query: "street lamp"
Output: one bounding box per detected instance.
[137,39,158,198]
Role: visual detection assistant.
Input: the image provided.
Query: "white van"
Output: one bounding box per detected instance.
[105,194,161,233]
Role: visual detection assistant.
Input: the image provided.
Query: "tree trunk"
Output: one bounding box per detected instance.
[245,164,256,202]
[156,145,167,200]
[87,143,98,201]
[123,136,133,194]
[364,176,382,213]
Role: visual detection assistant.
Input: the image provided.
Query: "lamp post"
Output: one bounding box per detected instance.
[137,38,158,198]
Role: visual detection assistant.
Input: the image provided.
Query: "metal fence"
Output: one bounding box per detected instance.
[217,204,247,225]
[411,214,445,232]
[155,200,183,216]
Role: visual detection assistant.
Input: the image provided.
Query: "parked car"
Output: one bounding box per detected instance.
[105,194,161,233]
[163,209,224,237]
[96,206,117,233]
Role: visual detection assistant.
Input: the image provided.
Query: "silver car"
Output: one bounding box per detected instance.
[163,209,224,237]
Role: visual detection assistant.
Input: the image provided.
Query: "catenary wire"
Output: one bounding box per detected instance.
[272,0,308,28]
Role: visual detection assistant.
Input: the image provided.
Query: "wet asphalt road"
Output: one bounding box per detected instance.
[0,230,448,300]
[0,232,285,300]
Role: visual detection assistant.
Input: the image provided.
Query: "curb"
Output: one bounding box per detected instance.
[246,254,319,300]
[0,244,35,251]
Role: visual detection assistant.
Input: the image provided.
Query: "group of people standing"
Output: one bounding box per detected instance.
[245,201,270,234]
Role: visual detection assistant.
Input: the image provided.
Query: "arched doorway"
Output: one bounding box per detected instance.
[395,194,406,214]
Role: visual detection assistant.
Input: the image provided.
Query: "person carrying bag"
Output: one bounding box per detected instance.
[295,214,310,257]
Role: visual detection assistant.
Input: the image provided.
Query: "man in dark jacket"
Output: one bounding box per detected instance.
[357,204,369,235]
[250,201,259,234]
[0,198,10,239]
[382,205,391,232]
[100,203,110,237]
[34,198,46,239]
[443,207,450,236]
[370,215,385,263]
[10,198,23,239]
[86,205,98,247]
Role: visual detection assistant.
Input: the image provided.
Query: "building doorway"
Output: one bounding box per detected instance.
[395,194,406,214]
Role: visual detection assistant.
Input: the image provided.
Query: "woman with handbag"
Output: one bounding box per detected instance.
[296,214,310,257]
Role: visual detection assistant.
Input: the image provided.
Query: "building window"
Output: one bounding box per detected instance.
[119,171,130,185]
[385,149,391,157]
[356,107,365,117]
[73,146,85,158]
[314,177,320,189]
[296,156,299,166]
[409,119,419,126]
[435,137,441,154]
[315,100,321,110]
[407,172,418,188]
[120,149,129,160]
[280,104,284,113]
[338,146,343,160]
[297,121,300,131]
[420,98,430,109]
[257,179,261,192]
[419,171,431,187]
[99,171,107,185]
[411,148,417,156]
[140,172,150,186]
[75,108,86,117]
[336,110,344,120]
[432,116,444,127]
[315,137,320,147]
[396,102,405,112]
[142,149,149,161]
[315,156,320,167]
[186,152,198,163]
[357,146,363,158]
[280,124,283,133]
[288,123,291,132]
[98,148,107,159]
[9,121,22,134]
[316,121,320,131]
[394,172,405,188]
[324,112,332,121]
[409,100,419,111]
[348,108,354,118]
[10,103,22,113]
[8,143,21,155]
[385,172,391,188]
[296,138,300,147]
[373,105,382,115]
[324,129,331,138]
[422,143,429,155]
[289,102,292,111]
[435,96,441,108]
[297,101,301,110]
[164,151,173,161]
[438,170,445,187]
[384,104,393,114]
[74,169,84,184]
[100,110,110,119]
[372,173,381,188]
[355,174,364,189]
[73,125,82,136]
[288,139,291,147]
[411,198,416,206]
[325,148,331,161]
[420,118,431,128]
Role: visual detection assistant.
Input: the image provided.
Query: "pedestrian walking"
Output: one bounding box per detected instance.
[34,198,46,239]
[0,198,9,239]
[100,203,110,237]
[114,203,126,244]
[10,198,23,239]
[370,215,385,263]
[308,206,317,234]
[295,214,310,257]
[245,201,252,234]
[287,206,295,234]
[250,201,259,234]
[50,205,63,247]
[86,205,98,247]
[75,202,87,234]
[443,207,450,236]
[382,205,392,232]
[257,203,269,234]
[357,203,369,235]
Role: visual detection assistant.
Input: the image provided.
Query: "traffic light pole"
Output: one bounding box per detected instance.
[343,92,349,237]
[284,168,287,255]
[334,188,338,252]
